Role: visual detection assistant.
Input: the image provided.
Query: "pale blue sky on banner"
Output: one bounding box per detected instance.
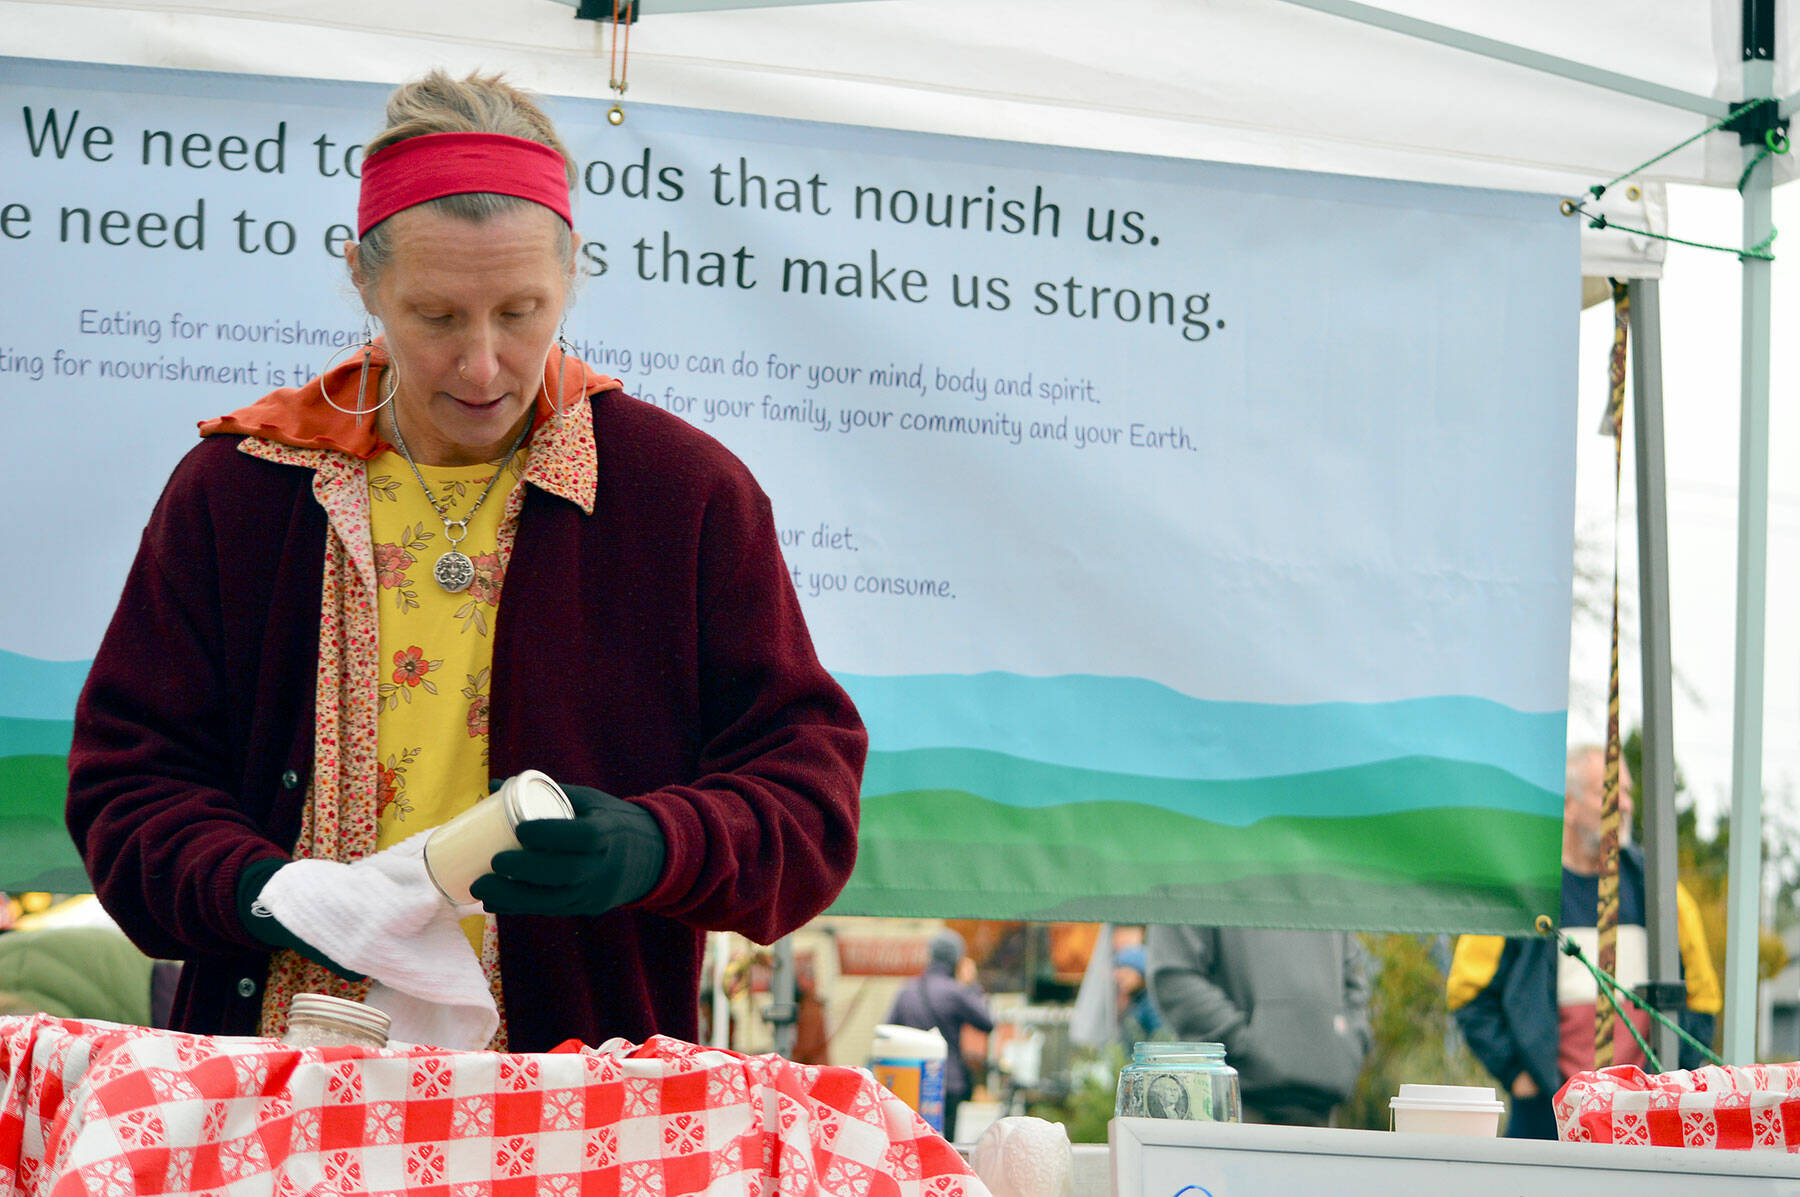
[1569,182,1800,841]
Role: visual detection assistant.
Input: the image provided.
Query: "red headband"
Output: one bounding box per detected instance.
[357,131,572,237]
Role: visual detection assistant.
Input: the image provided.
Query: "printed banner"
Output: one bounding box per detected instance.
[0,58,1576,930]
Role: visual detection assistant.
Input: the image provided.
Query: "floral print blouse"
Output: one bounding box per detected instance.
[367,448,527,954]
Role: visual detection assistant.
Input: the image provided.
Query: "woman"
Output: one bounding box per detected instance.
[66,71,865,1053]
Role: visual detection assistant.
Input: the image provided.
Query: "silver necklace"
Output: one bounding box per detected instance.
[387,400,533,594]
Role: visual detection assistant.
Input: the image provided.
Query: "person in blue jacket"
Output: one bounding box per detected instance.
[888,929,994,1140]
[1448,745,1721,1138]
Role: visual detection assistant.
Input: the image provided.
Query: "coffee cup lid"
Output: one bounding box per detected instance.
[1389,1083,1504,1112]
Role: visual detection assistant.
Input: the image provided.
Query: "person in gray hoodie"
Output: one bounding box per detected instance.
[1146,925,1372,1125]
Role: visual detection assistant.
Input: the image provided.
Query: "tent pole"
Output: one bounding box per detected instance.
[711,930,732,1048]
[768,936,799,1058]
[1722,43,1777,1063]
[1630,278,1681,1071]
[1268,0,1725,116]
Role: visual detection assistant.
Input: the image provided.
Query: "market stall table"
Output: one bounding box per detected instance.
[1110,1116,1800,1196]
[0,1015,987,1195]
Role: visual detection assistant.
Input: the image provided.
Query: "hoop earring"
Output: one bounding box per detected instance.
[317,324,396,417]
[543,327,574,420]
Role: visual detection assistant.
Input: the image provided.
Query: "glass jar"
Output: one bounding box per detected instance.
[1115,1042,1241,1122]
[423,770,574,905]
[281,993,392,1049]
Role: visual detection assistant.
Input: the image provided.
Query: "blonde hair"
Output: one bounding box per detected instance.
[354,69,576,284]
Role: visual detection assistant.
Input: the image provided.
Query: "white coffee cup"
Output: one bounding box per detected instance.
[1388,1083,1505,1136]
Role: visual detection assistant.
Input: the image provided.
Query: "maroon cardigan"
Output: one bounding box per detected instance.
[67,390,865,1052]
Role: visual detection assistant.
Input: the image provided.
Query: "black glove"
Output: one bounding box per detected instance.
[470,784,665,917]
[236,856,367,982]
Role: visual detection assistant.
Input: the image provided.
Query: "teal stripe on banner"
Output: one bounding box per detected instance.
[861,747,1561,826]
[0,651,89,721]
[0,716,73,757]
[836,672,1566,792]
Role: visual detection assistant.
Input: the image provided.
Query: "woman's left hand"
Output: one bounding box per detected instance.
[470,784,665,916]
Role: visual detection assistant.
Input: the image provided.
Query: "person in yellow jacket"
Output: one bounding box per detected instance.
[1447,745,1721,1138]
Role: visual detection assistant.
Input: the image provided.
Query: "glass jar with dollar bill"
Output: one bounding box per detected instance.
[1115,1042,1241,1122]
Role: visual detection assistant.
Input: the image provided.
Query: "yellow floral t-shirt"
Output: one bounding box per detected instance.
[368,448,526,953]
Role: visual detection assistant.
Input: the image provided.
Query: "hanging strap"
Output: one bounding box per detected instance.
[1593,280,1629,1069]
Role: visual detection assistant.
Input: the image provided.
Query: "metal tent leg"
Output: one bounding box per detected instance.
[1630,278,1682,1071]
[1722,51,1777,1064]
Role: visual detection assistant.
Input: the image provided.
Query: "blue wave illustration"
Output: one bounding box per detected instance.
[0,652,90,722]
[860,746,1560,825]
[3,657,1565,796]
[834,671,1566,792]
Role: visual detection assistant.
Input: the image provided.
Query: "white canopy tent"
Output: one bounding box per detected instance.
[4,0,1792,195]
[6,0,1793,1060]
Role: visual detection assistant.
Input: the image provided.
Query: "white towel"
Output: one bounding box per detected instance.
[256,831,498,1050]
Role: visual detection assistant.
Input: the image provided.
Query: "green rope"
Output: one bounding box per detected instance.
[1736,146,1774,192]
[1565,941,1663,1072]
[1569,208,1776,261]
[1571,96,1784,262]
[1551,928,1726,1070]
[1590,97,1774,199]
[1736,130,1791,191]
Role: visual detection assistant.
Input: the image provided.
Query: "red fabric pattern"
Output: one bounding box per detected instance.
[1557,1061,1800,1150]
[0,1016,989,1195]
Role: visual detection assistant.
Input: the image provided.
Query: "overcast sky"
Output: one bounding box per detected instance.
[1568,181,1799,852]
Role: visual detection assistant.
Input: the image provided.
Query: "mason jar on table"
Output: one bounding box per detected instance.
[281,992,391,1049]
[1115,1041,1241,1123]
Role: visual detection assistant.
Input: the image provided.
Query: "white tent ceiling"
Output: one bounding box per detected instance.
[5,0,1792,200]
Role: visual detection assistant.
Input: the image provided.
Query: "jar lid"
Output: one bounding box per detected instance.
[504,769,576,825]
[1133,1041,1227,1061]
[290,992,392,1040]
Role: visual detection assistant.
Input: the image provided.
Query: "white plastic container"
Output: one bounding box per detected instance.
[1388,1083,1505,1136]
[869,1023,949,1133]
[423,769,574,904]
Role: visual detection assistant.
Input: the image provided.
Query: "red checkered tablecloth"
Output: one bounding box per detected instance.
[1556,1061,1800,1150]
[0,1015,990,1195]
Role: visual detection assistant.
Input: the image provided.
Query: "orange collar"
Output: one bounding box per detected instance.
[199,340,618,459]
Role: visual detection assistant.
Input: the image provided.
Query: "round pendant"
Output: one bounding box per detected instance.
[434,550,475,593]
